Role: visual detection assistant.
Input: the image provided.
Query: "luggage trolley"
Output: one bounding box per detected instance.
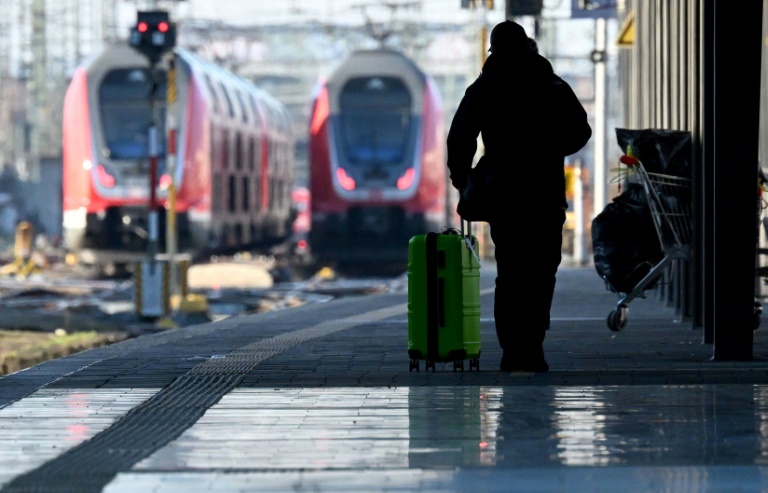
[606,154,693,331]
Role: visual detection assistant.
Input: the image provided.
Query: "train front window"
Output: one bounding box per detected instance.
[339,77,411,165]
[99,68,167,161]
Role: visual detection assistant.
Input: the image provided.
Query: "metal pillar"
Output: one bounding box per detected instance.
[166,53,179,301]
[704,0,763,360]
[592,17,607,220]
[28,0,46,182]
[699,0,714,337]
[147,66,161,263]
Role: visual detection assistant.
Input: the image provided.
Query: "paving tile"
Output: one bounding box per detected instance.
[2,267,768,492]
[0,388,158,489]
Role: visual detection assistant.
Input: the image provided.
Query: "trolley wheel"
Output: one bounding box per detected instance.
[607,306,628,332]
[453,360,465,372]
[409,359,419,372]
[469,358,480,371]
[426,360,436,372]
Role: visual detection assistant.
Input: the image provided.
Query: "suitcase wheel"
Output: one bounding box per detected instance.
[453,360,465,372]
[409,359,420,372]
[469,358,480,371]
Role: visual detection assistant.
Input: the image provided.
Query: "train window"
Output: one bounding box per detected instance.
[213,172,223,213]
[242,176,249,211]
[210,125,219,170]
[338,77,411,166]
[236,91,249,124]
[222,129,230,169]
[228,175,236,212]
[249,95,260,126]
[98,68,166,160]
[219,81,235,118]
[256,137,263,172]
[235,133,243,170]
[248,137,256,171]
[204,74,220,115]
[270,175,275,209]
[253,177,260,212]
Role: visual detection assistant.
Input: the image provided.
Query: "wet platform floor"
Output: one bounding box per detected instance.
[1,266,768,492]
[2,385,768,492]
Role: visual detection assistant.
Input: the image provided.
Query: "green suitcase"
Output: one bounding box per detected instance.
[407,224,481,372]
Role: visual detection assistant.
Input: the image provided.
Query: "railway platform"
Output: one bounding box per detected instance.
[1,264,768,492]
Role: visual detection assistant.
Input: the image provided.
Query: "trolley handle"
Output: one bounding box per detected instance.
[461,219,480,265]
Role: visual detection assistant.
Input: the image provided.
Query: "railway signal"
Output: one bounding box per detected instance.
[129,10,176,65]
[129,10,177,319]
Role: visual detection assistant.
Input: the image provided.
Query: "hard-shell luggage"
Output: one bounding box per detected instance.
[407,222,481,372]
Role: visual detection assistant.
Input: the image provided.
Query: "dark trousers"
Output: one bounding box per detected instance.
[489,208,566,353]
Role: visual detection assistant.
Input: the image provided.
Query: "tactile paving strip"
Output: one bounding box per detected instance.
[0,303,406,493]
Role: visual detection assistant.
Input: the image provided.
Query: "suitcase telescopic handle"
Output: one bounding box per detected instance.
[461,219,480,265]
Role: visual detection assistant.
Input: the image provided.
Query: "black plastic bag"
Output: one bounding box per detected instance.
[615,128,692,178]
[591,183,664,293]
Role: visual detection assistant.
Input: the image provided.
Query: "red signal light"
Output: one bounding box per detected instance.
[130,11,176,64]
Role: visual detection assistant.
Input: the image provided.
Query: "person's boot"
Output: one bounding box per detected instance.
[499,345,549,372]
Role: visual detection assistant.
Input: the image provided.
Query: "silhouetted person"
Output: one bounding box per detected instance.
[447,20,591,372]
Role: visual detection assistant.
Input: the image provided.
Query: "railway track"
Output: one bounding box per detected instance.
[0,250,403,335]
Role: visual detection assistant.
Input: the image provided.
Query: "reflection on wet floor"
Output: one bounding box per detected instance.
[0,388,157,488]
[110,385,768,490]
[553,388,612,466]
[5,385,768,491]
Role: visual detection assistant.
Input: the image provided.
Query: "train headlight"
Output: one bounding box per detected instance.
[159,173,172,190]
[396,167,415,190]
[336,168,356,191]
[63,207,87,229]
[96,164,115,188]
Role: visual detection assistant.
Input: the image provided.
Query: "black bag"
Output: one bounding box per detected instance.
[591,183,664,293]
[615,128,692,177]
[457,156,494,222]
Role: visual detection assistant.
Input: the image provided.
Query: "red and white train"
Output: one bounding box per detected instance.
[308,48,447,272]
[62,43,294,271]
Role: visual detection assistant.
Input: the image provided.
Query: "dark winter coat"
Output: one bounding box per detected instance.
[447,51,592,209]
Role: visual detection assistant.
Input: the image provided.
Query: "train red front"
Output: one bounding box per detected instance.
[308,49,447,271]
[62,44,294,271]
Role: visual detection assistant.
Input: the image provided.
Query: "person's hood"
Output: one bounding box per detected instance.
[480,51,553,85]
